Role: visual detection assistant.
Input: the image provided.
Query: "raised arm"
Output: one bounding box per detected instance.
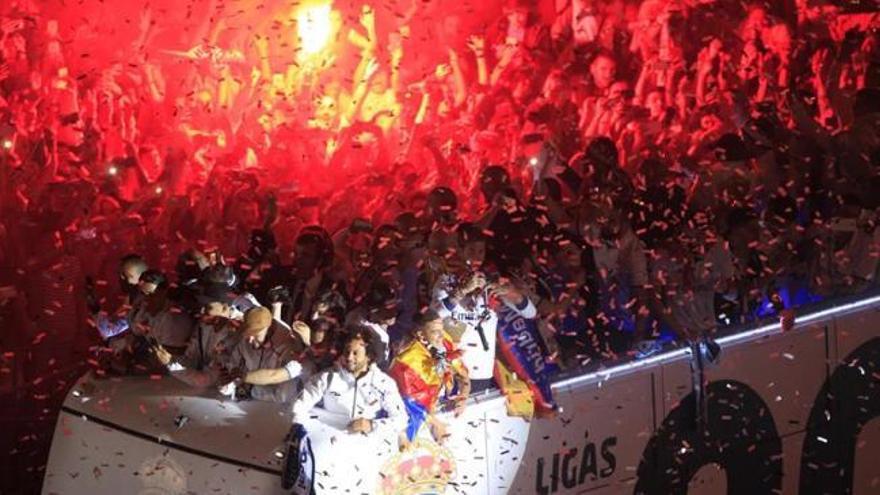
[447,48,468,108]
[347,5,378,54]
[432,273,485,318]
[492,282,536,318]
[467,36,489,86]
[695,41,719,106]
[788,90,833,151]
[490,43,517,86]
[344,56,380,123]
[390,30,405,93]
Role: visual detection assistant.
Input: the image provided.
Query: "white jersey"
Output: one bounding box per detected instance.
[432,275,536,380]
[291,363,407,436]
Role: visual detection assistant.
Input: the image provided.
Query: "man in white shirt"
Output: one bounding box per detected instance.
[431,225,537,392]
[291,328,407,434]
[288,329,407,493]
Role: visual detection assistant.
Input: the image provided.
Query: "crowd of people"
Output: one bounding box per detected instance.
[1,0,880,459]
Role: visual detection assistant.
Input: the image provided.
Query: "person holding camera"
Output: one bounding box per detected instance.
[432,224,536,393]
[257,227,349,333]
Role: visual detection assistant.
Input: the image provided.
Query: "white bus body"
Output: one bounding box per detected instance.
[42,294,880,494]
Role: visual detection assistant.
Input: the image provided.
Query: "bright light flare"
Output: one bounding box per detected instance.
[2,139,12,150]
[296,3,333,56]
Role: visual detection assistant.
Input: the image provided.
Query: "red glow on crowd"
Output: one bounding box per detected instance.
[1,0,879,491]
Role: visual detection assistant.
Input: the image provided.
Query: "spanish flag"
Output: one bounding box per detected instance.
[389,336,464,441]
[494,359,535,419]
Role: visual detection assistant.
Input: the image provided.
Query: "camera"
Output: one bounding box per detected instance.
[267,285,292,304]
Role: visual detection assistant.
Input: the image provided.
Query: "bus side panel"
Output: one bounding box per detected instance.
[484,407,530,495]
[852,418,880,494]
[834,305,880,495]
[832,300,880,361]
[708,323,829,437]
[808,309,880,495]
[499,372,656,494]
[42,410,284,495]
[648,323,826,495]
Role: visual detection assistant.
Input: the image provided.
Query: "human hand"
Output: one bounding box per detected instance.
[428,417,449,444]
[780,309,795,332]
[450,395,467,417]
[697,41,721,76]
[708,38,723,60]
[398,432,412,452]
[188,44,210,60]
[361,5,375,27]
[291,320,311,347]
[697,50,713,76]
[435,63,450,79]
[466,35,485,56]
[255,35,269,54]
[152,344,172,366]
[491,283,523,305]
[138,7,153,35]
[207,250,221,266]
[497,42,517,62]
[218,367,244,385]
[593,96,608,114]
[466,272,488,293]
[348,417,373,434]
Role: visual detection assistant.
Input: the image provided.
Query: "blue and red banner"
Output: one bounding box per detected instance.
[495,305,559,415]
